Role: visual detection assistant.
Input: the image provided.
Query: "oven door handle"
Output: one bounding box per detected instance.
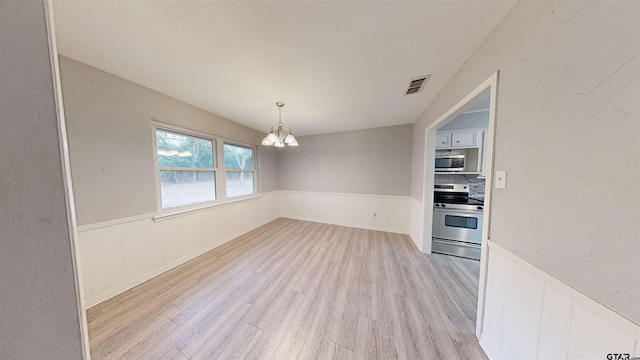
[435,209,484,216]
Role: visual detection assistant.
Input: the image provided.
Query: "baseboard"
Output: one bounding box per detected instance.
[279,190,411,234]
[79,190,410,308]
[281,215,408,234]
[84,215,279,308]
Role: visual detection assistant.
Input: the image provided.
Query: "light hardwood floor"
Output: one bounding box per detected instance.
[87,218,487,360]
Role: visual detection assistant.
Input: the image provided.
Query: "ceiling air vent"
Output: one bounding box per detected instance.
[405,75,431,95]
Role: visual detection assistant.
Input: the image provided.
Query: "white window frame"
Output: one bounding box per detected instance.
[151,121,260,217]
[223,141,257,199]
[152,124,218,211]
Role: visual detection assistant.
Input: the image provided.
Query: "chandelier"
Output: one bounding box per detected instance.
[261,102,299,147]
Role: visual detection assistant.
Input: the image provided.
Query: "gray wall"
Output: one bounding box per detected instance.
[59,57,279,226]
[412,0,639,322]
[0,1,84,359]
[278,125,413,196]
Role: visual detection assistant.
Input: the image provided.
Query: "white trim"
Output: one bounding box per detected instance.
[480,239,640,359]
[280,215,408,235]
[152,193,265,222]
[409,197,424,251]
[151,118,257,149]
[77,191,278,230]
[158,166,216,172]
[77,212,155,232]
[84,215,279,308]
[477,72,499,338]
[419,71,499,340]
[152,125,220,209]
[487,240,640,339]
[44,0,91,358]
[151,121,164,215]
[278,189,412,201]
[462,107,490,115]
[279,190,411,234]
[222,141,258,199]
[151,121,260,214]
[152,120,222,142]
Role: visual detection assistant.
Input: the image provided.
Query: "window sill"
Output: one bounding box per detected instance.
[152,194,263,222]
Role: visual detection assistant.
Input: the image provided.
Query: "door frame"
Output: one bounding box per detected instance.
[44,1,92,358]
[421,71,499,339]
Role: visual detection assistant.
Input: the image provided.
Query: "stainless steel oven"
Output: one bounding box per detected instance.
[432,207,483,260]
[432,184,484,260]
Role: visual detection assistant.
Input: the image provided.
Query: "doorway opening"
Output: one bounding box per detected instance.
[421,72,498,338]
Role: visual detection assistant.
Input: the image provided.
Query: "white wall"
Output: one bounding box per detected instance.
[0,1,84,358]
[412,0,640,324]
[60,58,415,309]
[275,125,414,237]
[79,188,415,307]
[79,192,279,307]
[480,241,639,360]
[279,191,411,235]
[58,57,285,308]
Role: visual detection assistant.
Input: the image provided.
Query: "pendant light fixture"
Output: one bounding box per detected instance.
[261,102,298,147]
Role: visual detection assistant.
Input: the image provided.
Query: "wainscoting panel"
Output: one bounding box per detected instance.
[537,285,572,359]
[409,197,424,251]
[78,192,279,308]
[279,190,411,234]
[480,241,639,359]
[499,261,544,359]
[567,303,636,360]
[480,248,508,360]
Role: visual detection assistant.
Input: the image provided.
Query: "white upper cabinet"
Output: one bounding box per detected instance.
[451,130,477,148]
[436,128,480,149]
[436,133,451,149]
[435,127,487,175]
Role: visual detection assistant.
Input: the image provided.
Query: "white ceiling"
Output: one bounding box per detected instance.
[53,1,516,136]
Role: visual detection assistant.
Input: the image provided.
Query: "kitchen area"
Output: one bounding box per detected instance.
[431,102,488,261]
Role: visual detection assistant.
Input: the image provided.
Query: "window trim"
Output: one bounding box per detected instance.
[151,120,260,216]
[153,125,218,211]
[223,141,257,199]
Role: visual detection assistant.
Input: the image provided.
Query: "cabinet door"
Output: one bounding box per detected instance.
[451,130,476,147]
[436,133,450,149]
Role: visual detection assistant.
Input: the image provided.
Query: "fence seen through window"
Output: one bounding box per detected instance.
[155,129,216,208]
[224,143,255,198]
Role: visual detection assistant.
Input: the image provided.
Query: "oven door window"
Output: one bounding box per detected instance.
[444,215,478,229]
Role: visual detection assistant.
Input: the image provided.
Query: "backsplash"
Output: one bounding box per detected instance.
[435,174,485,196]
[467,177,485,196]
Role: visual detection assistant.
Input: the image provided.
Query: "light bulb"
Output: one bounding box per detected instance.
[261,136,274,146]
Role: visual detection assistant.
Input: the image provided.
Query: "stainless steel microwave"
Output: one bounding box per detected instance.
[435,154,465,172]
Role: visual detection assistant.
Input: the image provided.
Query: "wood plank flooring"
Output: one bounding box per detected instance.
[87,218,487,360]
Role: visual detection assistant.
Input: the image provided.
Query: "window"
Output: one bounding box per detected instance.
[153,124,259,213]
[155,128,216,209]
[223,143,255,198]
